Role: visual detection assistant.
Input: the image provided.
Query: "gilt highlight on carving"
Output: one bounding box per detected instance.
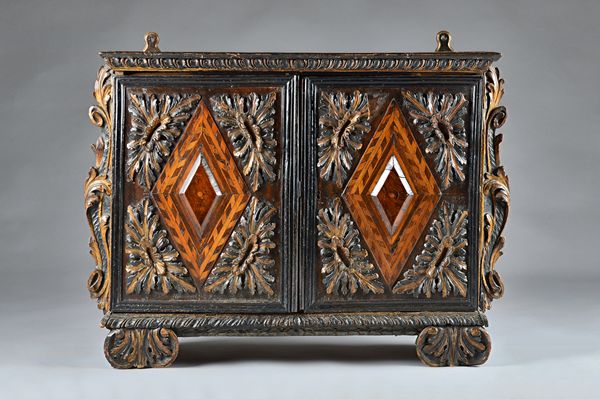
[394,202,468,298]
[126,93,201,190]
[125,198,196,295]
[318,91,371,188]
[317,198,384,296]
[85,65,113,312]
[403,91,468,189]
[204,197,277,296]
[210,93,278,191]
[480,66,509,310]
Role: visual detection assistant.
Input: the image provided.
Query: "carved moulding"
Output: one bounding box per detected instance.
[317,198,384,296]
[403,90,469,189]
[102,311,488,336]
[104,328,179,369]
[85,66,113,312]
[101,53,498,73]
[210,93,278,192]
[318,90,371,188]
[204,197,277,296]
[393,202,468,298]
[125,198,196,296]
[126,93,201,190]
[480,67,509,310]
[416,326,491,367]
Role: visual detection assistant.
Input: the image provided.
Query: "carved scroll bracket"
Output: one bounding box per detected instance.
[85,65,114,312]
[480,66,509,310]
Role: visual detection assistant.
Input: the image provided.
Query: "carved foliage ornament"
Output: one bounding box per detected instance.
[394,202,468,298]
[317,198,384,296]
[416,326,491,367]
[127,93,201,190]
[210,93,278,192]
[125,198,196,296]
[318,91,371,188]
[104,328,179,369]
[204,197,277,296]
[480,67,509,310]
[85,66,113,312]
[403,90,468,189]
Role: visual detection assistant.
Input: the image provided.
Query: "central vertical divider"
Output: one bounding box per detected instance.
[286,74,301,312]
[298,77,318,312]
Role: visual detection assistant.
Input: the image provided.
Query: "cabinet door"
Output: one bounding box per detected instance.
[302,75,483,312]
[111,75,297,313]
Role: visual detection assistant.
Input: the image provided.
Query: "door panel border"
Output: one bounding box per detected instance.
[111,74,299,313]
[301,74,484,312]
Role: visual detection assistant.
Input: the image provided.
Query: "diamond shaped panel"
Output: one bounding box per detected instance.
[152,101,250,285]
[344,101,441,286]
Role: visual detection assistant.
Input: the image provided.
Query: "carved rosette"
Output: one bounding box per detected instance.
[416,326,491,367]
[204,197,277,296]
[403,90,469,189]
[104,328,179,369]
[317,198,384,296]
[393,203,468,298]
[127,93,201,190]
[318,91,371,188]
[480,67,509,310]
[85,66,113,312]
[210,93,278,192]
[125,198,196,296]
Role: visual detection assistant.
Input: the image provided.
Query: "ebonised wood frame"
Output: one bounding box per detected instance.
[85,32,508,368]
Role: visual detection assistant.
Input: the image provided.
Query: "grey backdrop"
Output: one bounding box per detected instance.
[1,0,598,397]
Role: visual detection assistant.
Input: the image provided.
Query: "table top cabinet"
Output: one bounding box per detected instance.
[85,31,510,368]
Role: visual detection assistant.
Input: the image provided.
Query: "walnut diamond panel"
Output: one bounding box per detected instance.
[343,101,441,287]
[152,101,251,286]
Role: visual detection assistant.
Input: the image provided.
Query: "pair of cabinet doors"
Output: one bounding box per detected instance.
[112,73,483,314]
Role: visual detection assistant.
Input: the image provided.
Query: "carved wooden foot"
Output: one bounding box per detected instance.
[416,326,491,367]
[104,328,179,369]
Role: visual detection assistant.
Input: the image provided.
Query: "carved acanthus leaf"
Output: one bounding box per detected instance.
[85,65,113,312]
[317,198,384,296]
[204,197,277,296]
[318,91,371,188]
[125,198,196,296]
[393,202,468,298]
[403,90,469,189]
[210,93,278,191]
[126,93,201,190]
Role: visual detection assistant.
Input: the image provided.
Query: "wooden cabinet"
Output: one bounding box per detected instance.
[85,32,509,368]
